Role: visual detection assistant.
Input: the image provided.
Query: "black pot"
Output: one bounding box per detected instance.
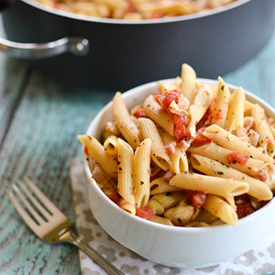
[1,0,275,90]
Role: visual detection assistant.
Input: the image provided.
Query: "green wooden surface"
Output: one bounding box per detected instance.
[0,26,274,274]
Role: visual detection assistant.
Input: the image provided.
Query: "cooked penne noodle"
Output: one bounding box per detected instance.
[203,124,273,163]
[194,209,217,224]
[143,94,174,136]
[147,198,165,215]
[244,100,254,115]
[188,84,214,136]
[227,87,245,132]
[159,127,188,174]
[180,63,197,104]
[118,197,136,215]
[103,135,118,155]
[157,81,179,95]
[150,215,174,226]
[138,118,173,171]
[150,177,183,195]
[133,138,152,207]
[252,104,275,156]
[190,153,273,200]
[186,221,211,227]
[78,135,118,177]
[203,195,238,226]
[170,172,249,198]
[117,138,135,204]
[152,192,187,210]
[213,76,230,129]
[112,92,140,149]
[189,142,268,176]
[80,63,275,227]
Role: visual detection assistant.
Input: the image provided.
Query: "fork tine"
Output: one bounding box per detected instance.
[10,183,45,225]
[17,179,52,220]
[23,176,62,215]
[6,188,40,231]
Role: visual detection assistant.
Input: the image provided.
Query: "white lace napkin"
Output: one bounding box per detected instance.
[70,158,275,275]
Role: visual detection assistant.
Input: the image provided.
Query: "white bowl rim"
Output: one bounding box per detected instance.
[23,0,251,25]
[83,77,275,233]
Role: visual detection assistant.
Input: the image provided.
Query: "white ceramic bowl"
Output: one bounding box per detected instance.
[82,78,275,268]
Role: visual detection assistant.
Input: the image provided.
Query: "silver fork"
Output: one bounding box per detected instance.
[6,176,124,275]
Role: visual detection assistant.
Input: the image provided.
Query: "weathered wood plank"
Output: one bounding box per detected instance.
[0,65,114,274]
[0,57,30,149]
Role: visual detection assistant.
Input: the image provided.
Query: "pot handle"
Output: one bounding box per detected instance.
[0,36,89,58]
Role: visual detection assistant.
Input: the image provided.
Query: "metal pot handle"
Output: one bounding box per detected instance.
[0,36,89,58]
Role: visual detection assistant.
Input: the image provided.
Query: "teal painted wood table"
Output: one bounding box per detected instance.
[0,24,275,274]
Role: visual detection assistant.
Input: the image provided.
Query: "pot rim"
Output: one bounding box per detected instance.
[22,0,251,25]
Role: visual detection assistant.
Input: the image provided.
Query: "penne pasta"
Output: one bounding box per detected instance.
[79,63,275,227]
[252,104,275,157]
[103,135,118,155]
[133,138,152,207]
[150,177,183,195]
[143,94,174,136]
[152,192,187,210]
[190,153,273,200]
[189,142,268,176]
[159,127,189,174]
[117,138,135,204]
[150,215,174,226]
[147,198,165,215]
[180,63,197,104]
[212,76,230,129]
[112,92,140,149]
[170,172,249,198]
[227,87,245,132]
[188,84,214,137]
[78,135,118,177]
[203,124,273,164]
[138,118,173,171]
[202,195,238,226]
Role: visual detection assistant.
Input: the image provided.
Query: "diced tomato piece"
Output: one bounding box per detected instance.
[236,202,254,219]
[150,11,163,19]
[187,190,207,208]
[235,193,249,201]
[162,90,180,107]
[84,146,90,155]
[227,151,248,166]
[193,128,211,145]
[133,108,146,118]
[256,170,268,182]
[107,193,119,204]
[263,115,269,122]
[154,93,162,102]
[173,114,189,127]
[175,125,191,142]
[136,207,153,220]
[172,114,191,142]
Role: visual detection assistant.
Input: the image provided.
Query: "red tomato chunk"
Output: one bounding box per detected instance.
[136,207,153,220]
[162,90,180,107]
[133,108,146,118]
[187,190,207,208]
[236,202,254,219]
[227,151,248,166]
[193,128,211,145]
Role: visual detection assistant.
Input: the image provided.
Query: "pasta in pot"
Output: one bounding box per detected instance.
[78,63,275,227]
[35,0,238,20]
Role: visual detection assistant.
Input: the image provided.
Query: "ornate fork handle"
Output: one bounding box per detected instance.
[58,227,124,275]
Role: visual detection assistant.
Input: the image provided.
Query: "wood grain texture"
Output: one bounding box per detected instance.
[0,26,274,274]
[0,57,113,274]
